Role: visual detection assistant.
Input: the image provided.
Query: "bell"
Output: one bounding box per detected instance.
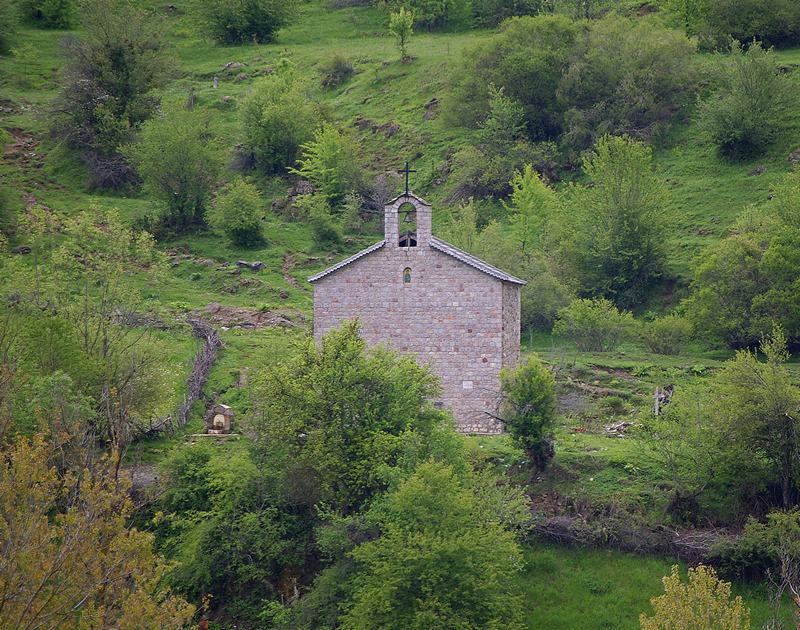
[403,211,416,223]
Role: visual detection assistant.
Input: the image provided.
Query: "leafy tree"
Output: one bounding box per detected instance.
[290,124,362,204]
[342,462,525,629]
[208,178,264,246]
[51,0,170,188]
[472,0,550,27]
[505,164,558,253]
[448,14,580,137]
[0,434,194,629]
[640,565,751,630]
[680,0,800,49]
[383,0,471,30]
[558,16,698,153]
[699,41,795,160]
[125,109,222,232]
[241,72,320,173]
[202,0,297,44]
[551,135,668,307]
[553,298,634,352]
[20,0,75,28]
[0,0,18,53]
[716,328,800,508]
[388,7,414,60]
[640,314,693,355]
[500,356,557,471]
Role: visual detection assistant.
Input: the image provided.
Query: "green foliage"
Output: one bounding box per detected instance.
[472,0,547,27]
[550,135,668,307]
[448,15,579,138]
[125,109,222,232]
[290,124,362,204]
[640,315,693,355]
[0,0,18,53]
[207,179,264,247]
[558,16,698,153]
[51,0,169,188]
[388,6,414,60]
[294,194,343,248]
[699,41,795,160]
[342,462,526,629]
[383,0,472,30]
[201,0,297,45]
[20,0,75,28]
[319,53,354,89]
[554,298,634,352]
[500,356,557,470]
[241,72,320,173]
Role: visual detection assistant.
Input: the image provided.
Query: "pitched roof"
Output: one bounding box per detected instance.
[308,237,526,285]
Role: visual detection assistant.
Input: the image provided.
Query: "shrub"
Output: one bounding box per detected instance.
[699,41,795,160]
[388,7,414,60]
[688,0,800,49]
[319,53,354,88]
[558,16,698,153]
[472,0,546,27]
[0,0,18,53]
[640,314,693,355]
[125,110,222,232]
[295,194,342,248]
[554,298,634,352]
[208,179,264,247]
[383,0,471,30]
[241,73,319,173]
[500,356,557,470]
[51,0,169,188]
[20,0,76,28]
[202,0,297,45]
[640,565,751,630]
[290,124,362,204]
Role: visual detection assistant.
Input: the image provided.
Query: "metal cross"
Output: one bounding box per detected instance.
[400,161,416,195]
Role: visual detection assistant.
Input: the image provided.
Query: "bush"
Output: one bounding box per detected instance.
[500,356,557,471]
[558,16,698,153]
[241,73,319,173]
[319,53,354,88]
[472,0,546,27]
[125,110,222,232]
[51,0,169,188]
[289,124,362,204]
[640,314,693,355]
[687,0,800,49]
[699,41,795,160]
[640,565,751,630]
[296,194,342,248]
[208,179,264,247]
[20,0,76,28]
[0,0,18,53]
[202,0,297,45]
[554,298,634,352]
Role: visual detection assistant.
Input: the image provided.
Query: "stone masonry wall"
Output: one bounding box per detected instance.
[313,245,511,434]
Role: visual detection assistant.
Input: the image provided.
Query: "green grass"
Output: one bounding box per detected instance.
[518,544,791,629]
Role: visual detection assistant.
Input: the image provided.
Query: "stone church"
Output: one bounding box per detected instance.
[309,192,524,434]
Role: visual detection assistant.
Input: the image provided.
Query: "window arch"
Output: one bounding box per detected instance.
[403,267,412,284]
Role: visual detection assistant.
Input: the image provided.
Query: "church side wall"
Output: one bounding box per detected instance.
[312,246,506,434]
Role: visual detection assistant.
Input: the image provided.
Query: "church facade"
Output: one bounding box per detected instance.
[309,192,524,434]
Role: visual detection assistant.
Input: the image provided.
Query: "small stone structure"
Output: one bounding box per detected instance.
[206,403,233,434]
[309,192,524,434]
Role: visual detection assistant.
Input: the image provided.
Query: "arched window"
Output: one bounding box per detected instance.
[398,202,417,247]
[403,267,412,284]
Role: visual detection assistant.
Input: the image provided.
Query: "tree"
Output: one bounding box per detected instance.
[51,0,170,188]
[241,72,320,173]
[202,0,297,44]
[0,0,18,53]
[553,298,634,352]
[640,565,751,630]
[472,0,550,27]
[692,0,800,49]
[639,314,693,355]
[125,109,223,232]
[208,178,264,246]
[699,41,795,160]
[342,462,525,630]
[290,124,363,205]
[505,164,558,254]
[500,356,557,471]
[383,0,471,30]
[716,328,800,508]
[0,434,194,629]
[388,7,414,60]
[550,135,668,307]
[20,0,76,28]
